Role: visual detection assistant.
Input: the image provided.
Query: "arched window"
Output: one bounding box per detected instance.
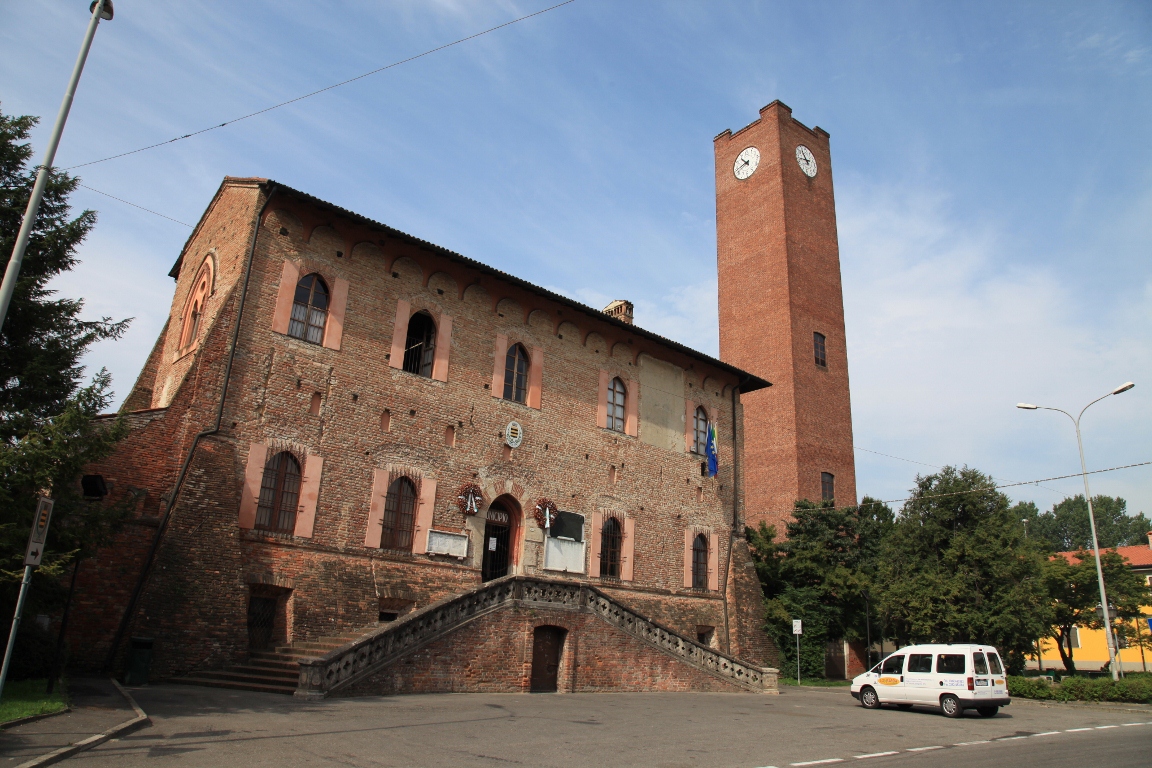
[381,477,417,551]
[600,516,622,578]
[821,472,835,502]
[606,377,626,432]
[289,273,329,344]
[692,534,709,589]
[402,312,437,377]
[178,261,213,350]
[256,452,301,533]
[693,406,709,454]
[503,344,529,403]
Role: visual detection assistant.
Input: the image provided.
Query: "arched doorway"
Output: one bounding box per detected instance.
[530,625,567,692]
[481,496,520,581]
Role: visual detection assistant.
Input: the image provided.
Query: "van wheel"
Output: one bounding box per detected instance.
[897,703,913,710]
[977,706,998,717]
[860,687,881,709]
[940,694,963,718]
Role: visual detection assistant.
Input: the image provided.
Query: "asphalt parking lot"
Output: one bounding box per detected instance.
[62,684,1151,768]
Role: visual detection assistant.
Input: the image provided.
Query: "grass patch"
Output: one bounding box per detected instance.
[0,679,68,724]
[778,677,853,687]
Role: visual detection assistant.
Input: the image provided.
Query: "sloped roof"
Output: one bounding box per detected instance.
[1056,541,1152,568]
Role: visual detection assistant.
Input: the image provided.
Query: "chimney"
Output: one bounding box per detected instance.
[1147,531,1152,549]
[603,300,634,325]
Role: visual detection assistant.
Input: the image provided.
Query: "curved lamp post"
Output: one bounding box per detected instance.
[1017,381,1135,681]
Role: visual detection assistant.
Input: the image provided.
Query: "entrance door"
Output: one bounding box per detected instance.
[247,596,277,651]
[530,626,566,692]
[481,510,511,582]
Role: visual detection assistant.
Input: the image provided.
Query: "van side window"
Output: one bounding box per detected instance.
[880,655,904,675]
[987,653,1004,675]
[907,654,933,673]
[936,654,965,674]
[973,652,989,675]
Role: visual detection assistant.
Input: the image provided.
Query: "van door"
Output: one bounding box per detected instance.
[972,651,992,700]
[876,654,906,702]
[986,651,1007,699]
[935,652,967,701]
[903,653,935,703]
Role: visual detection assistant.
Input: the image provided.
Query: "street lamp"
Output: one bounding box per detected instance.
[0,0,114,333]
[1017,381,1135,681]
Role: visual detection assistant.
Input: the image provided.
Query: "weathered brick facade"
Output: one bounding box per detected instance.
[73,173,783,687]
[716,102,858,532]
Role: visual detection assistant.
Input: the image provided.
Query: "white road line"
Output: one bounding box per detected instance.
[1065,728,1092,732]
[1033,731,1061,736]
[791,760,845,767]
[997,736,1027,741]
[906,746,943,752]
[954,741,990,746]
[854,752,899,759]
[1095,725,1119,729]
[1121,723,1145,726]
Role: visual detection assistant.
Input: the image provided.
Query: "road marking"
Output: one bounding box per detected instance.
[997,736,1027,741]
[854,752,899,759]
[1121,723,1145,726]
[954,741,990,746]
[1033,731,1061,736]
[906,746,943,752]
[1065,728,1092,732]
[791,760,845,766]
[1095,725,1118,729]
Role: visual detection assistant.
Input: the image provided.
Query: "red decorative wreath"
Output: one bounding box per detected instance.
[533,498,558,529]
[457,483,483,516]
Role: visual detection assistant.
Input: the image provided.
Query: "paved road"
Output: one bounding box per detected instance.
[71,684,1150,768]
[0,678,132,764]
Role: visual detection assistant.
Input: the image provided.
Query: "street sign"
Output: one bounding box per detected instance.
[23,498,54,567]
[793,619,802,635]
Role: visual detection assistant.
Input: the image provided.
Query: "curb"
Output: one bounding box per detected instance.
[1009,696,1152,715]
[1,708,73,731]
[13,679,150,768]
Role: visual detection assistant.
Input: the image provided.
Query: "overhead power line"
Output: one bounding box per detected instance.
[64,1,577,171]
[79,184,193,227]
[854,445,1064,496]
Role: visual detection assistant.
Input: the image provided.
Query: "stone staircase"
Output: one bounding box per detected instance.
[172,628,375,695]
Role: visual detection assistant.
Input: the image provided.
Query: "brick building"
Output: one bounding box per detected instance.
[70,103,854,695]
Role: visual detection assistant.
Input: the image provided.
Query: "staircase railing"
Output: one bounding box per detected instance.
[295,575,778,697]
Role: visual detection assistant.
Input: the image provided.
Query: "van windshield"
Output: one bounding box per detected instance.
[880,655,905,675]
[973,652,989,675]
[936,654,965,674]
[988,653,1004,675]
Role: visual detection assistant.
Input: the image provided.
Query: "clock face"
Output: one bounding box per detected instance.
[733,147,760,180]
[796,145,817,178]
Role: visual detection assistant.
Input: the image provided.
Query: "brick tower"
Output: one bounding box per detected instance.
[715,101,857,531]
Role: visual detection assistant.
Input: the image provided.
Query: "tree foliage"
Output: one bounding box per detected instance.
[0,105,128,442]
[1026,495,1151,552]
[874,466,1050,673]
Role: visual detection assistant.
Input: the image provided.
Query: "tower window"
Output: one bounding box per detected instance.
[692,534,709,590]
[381,476,417,551]
[402,312,437,377]
[600,516,622,578]
[256,452,301,534]
[693,406,709,454]
[821,472,835,502]
[606,377,627,432]
[289,274,329,344]
[813,332,827,368]
[503,344,529,403]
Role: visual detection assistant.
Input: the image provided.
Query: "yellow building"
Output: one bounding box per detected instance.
[1032,534,1152,674]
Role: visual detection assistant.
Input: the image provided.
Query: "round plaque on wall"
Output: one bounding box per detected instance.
[504,420,524,449]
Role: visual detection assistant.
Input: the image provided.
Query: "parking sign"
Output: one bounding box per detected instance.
[793,619,802,635]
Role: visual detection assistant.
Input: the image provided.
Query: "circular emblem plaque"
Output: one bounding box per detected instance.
[504,420,524,449]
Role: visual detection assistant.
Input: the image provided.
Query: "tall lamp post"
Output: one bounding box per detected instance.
[0,0,113,333]
[1017,381,1135,681]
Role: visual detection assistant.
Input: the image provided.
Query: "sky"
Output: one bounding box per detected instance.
[2,0,1150,518]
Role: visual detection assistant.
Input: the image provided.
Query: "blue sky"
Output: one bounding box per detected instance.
[3,0,1150,517]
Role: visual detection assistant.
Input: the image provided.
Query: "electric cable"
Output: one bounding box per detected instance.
[64,1,577,171]
[855,445,1064,496]
[78,184,193,227]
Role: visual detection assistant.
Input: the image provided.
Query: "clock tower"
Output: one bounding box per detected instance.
[715,101,857,531]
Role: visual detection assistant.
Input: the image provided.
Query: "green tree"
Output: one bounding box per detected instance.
[875,466,1049,673]
[1031,495,1151,552]
[747,497,893,679]
[1041,549,1149,674]
[0,105,128,441]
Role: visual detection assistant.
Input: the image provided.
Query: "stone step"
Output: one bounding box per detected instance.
[276,641,345,652]
[246,657,300,672]
[194,668,298,685]
[171,676,295,696]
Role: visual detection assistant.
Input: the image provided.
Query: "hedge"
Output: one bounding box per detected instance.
[1007,674,1152,704]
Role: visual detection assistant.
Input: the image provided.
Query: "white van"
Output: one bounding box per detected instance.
[850,644,1010,718]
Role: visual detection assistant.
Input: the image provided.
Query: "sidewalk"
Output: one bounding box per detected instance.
[0,679,133,764]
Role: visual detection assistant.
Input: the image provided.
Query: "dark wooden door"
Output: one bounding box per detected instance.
[247,596,276,651]
[481,520,510,581]
[530,625,566,692]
